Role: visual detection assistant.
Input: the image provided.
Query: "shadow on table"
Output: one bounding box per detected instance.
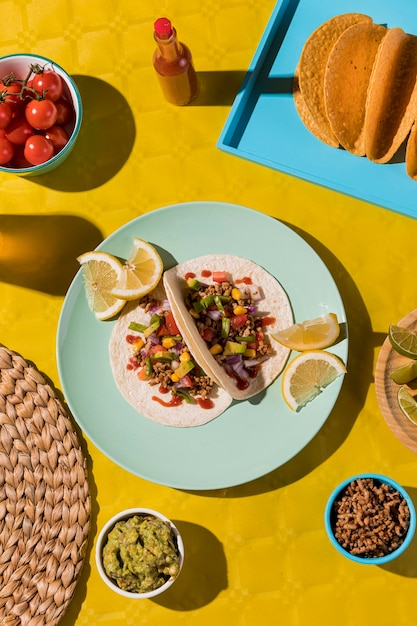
[186,223,379,498]
[379,486,417,578]
[0,214,103,295]
[189,70,248,106]
[25,75,136,192]
[153,521,227,610]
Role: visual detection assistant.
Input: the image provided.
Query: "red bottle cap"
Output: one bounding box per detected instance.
[154,17,173,39]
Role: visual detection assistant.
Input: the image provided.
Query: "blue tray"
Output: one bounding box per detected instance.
[217,0,417,220]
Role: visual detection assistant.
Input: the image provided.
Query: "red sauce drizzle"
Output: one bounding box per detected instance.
[236,276,252,285]
[201,269,212,278]
[197,397,214,409]
[185,272,195,280]
[226,369,250,391]
[126,334,139,344]
[152,394,183,407]
[260,316,276,327]
[158,384,169,394]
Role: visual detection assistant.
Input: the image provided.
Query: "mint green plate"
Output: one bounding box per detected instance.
[57,202,348,489]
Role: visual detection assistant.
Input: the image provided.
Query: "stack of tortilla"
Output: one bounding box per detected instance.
[294,13,417,180]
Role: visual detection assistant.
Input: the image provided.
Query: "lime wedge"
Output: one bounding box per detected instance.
[398,386,417,425]
[388,324,417,359]
[390,360,417,384]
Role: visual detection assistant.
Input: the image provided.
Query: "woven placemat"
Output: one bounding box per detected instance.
[0,345,91,626]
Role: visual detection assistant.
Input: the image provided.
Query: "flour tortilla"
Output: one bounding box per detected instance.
[109,282,232,427]
[163,255,293,401]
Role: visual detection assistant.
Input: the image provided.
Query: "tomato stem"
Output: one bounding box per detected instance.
[0,63,52,104]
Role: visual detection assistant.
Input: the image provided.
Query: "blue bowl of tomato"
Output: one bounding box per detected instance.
[0,53,82,175]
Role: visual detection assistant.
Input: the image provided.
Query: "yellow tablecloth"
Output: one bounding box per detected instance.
[1,1,417,624]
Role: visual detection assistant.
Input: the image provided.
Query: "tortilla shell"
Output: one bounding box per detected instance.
[298,13,372,147]
[405,121,417,180]
[293,66,337,147]
[364,28,417,163]
[324,22,387,155]
[109,282,232,427]
[163,255,293,401]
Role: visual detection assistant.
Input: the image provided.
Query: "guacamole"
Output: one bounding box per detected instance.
[102,515,181,593]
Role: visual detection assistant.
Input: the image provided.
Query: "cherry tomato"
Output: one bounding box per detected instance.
[0,136,14,165]
[31,71,63,101]
[10,145,32,168]
[25,99,57,130]
[54,97,73,125]
[0,81,22,109]
[24,135,54,165]
[43,124,69,152]
[0,102,12,129]
[5,116,34,145]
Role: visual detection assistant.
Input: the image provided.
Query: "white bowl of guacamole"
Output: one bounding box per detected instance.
[95,508,184,598]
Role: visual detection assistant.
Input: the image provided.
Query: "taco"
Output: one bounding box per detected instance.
[109,281,232,427]
[163,255,293,401]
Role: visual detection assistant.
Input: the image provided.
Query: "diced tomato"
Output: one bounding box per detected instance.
[156,324,169,337]
[256,330,265,342]
[202,327,216,342]
[230,314,247,329]
[148,344,164,355]
[165,311,180,335]
[212,271,227,283]
[137,367,151,380]
[179,374,194,388]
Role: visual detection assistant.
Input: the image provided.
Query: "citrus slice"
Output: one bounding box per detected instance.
[390,360,417,385]
[111,237,164,300]
[77,251,126,320]
[388,324,417,359]
[397,386,417,425]
[272,313,340,351]
[282,350,346,411]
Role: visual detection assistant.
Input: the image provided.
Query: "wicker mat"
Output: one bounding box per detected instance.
[0,345,91,626]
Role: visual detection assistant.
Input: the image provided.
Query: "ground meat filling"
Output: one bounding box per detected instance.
[186,281,273,364]
[331,478,410,558]
[128,298,214,399]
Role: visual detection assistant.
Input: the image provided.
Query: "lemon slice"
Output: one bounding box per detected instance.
[398,386,417,425]
[272,313,340,351]
[111,237,164,300]
[77,250,126,320]
[388,324,417,359]
[282,350,346,411]
[390,360,417,385]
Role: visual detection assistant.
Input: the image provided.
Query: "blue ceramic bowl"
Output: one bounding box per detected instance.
[324,473,416,565]
[0,53,82,176]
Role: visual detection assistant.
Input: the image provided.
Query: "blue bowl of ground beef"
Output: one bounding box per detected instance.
[324,473,416,564]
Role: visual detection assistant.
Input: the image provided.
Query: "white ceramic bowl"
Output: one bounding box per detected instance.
[0,53,82,175]
[95,508,184,598]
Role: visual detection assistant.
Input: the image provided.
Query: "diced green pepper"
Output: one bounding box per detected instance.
[221,317,231,339]
[173,390,192,403]
[128,321,148,333]
[235,335,255,343]
[145,357,153,376]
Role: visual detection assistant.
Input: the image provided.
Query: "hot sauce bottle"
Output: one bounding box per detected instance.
[153,17,199,106]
